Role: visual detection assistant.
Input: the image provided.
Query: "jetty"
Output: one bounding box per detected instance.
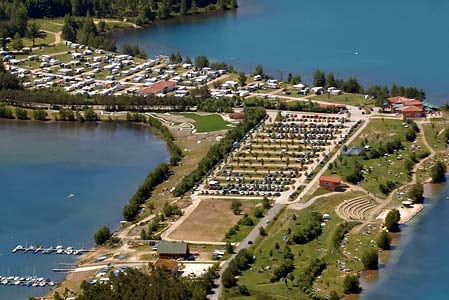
[0,275,56,288]
[11,244,93,255]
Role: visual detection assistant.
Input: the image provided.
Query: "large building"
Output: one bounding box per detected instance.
[319,176,341,191]
[157,241,189,259]
[388,96,424,118]
[138,80,177,96]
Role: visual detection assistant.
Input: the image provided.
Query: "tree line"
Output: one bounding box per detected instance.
[122,113,183,221]
[72,265,218,300]
[173,106,266,196]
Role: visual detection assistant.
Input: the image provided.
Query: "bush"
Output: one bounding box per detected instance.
[407,183,424,203]
[361,249,378,270]
[385,209,401,232]
[431,161,446,183]
[343,275,361,294]
[291,212,322,244]
[94,226,111,245]
[377,230,391,250]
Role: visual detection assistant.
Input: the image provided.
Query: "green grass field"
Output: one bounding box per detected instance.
[312,93,374,107]
[422,120,448,152]
[180,113,231,133]
[30,18,65,33]
[227,191,374,300]
[326,118,429,198]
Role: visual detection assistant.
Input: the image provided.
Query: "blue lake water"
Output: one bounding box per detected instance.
[0,121,169,300]
[362,182,449,300]
[114,0,449,104]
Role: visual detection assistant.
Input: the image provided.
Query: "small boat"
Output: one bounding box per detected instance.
[56,245,64,254]
[12,245,24,253]
[65,247,74,255]
[42,247,53,254]
[67,193,75,198]
[353,52,359,55]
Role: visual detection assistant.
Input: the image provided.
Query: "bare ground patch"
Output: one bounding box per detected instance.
[167,199,256,243]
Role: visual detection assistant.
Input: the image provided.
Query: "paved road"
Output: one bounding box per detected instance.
[208,204,284,300]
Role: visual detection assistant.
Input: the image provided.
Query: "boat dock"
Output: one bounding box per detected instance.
[11,244,93,255]
[0,275,56,288]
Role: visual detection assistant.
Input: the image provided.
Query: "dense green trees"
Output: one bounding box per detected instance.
[94,226,111,245]
[0,62,22,91]
[231,199,242,215]
[391,84,426,100]
[15,107,28,119]
[78,266,217,300]
[377,230,391,250]
[0,105,14,119]
[26,22,46,46]
[430,161,447,183]
[385,209,401,232]
[361,249,378,270]
[407,183,424,203]
[61,16,116,51]
[343,275,361,294]
[33,109,48,120]
[290,212,322,244]
[121,43,147,59]
[194,55,210,68]
[313,70,326,87]
[296,258,326,293]
[222,249,253,288]
[123,163,170,221]
[173,107,266,196]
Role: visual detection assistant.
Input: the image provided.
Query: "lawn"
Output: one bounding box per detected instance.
[167,199,257,243]
[228,191,371,300]
[180,113,231,133]
[326,118,430,199]
[312,93,374,107]
[422,120,448,152]
[30,18,65,33]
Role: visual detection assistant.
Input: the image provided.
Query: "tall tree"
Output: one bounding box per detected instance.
[180,0,188,15]
[313,69,326,87]
[26,22,46,46]
[11,32,23,50]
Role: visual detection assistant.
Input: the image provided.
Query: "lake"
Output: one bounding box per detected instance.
[0,121,169,300]
[362,182,449,300]
[113,0,449,105]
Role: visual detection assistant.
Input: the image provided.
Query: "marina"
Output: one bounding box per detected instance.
[0,276,56,288]
[11,244,92,256]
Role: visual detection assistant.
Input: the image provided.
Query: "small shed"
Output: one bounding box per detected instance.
[157,241,189,259]
[319,176,341,191]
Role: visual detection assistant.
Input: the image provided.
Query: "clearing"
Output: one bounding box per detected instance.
[167,198,256,243]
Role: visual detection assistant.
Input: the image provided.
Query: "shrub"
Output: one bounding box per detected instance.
[94,226,111,245]
[343,275,361,294]
[361,249,378,270]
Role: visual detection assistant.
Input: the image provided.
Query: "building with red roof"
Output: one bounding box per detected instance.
[387,96,424,118]
[319,176,341,191]
[138,80,177,96]
[402,105,424,118]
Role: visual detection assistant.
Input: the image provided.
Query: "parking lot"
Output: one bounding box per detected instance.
[195,111,360,202]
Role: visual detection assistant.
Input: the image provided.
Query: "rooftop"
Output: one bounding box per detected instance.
[319,176,341,184]
[139,80,176,95]
[157,241,188,255]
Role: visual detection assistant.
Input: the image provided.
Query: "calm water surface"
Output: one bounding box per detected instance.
[362,182,449,300]
[0,121,169,300]
[114,0,449,104]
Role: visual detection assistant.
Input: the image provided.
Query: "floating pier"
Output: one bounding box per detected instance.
[11,244,92,255]
[0,275,56,288]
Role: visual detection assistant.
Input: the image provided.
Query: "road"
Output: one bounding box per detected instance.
[208,203,284,300]
[208,100,375,299]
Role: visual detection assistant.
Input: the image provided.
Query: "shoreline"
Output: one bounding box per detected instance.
[358,176,447,299]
